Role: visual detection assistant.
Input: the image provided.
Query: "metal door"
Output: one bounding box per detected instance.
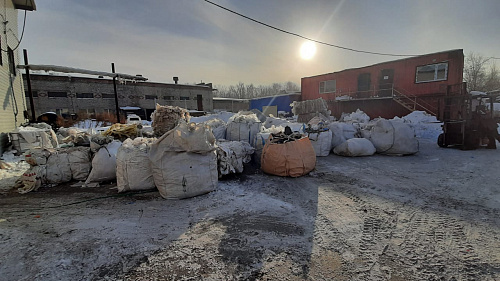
[378,69,394,97]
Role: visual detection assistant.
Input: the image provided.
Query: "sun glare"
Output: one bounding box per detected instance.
[300,41,316,60]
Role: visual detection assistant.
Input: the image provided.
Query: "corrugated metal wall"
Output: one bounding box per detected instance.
[0,1,26,154]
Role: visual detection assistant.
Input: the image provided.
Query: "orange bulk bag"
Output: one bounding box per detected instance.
[261,136,316,177]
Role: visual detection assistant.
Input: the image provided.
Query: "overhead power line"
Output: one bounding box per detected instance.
[204,0,418,57]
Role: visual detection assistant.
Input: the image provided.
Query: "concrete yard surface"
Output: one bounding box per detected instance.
[0,139,499,280]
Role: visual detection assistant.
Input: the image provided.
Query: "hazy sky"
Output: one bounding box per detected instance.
[19,0,500,86]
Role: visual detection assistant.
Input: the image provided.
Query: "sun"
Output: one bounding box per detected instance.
[300,41,316,60]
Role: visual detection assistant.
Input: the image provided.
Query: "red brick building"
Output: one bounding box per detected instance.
[301,49,464,119]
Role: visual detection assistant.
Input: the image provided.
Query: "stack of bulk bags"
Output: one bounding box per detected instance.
[291,98,331,123]
[18,147,92,193]
[226,111,262,147]
[261,133,316,177]
[365,119,419,155]
[116,138,156,192]
[216,140,254,177]
[149,121,218,199]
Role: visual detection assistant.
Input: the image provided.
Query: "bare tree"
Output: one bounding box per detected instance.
[464,52,490,91]
[484,64,500,92]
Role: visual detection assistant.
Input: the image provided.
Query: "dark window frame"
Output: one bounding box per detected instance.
[319,80,336,94]
[101,93,115,99]
[76,93,94,99]
[145,95,157,100]
[415,62,448,83]
[47,91,68,98]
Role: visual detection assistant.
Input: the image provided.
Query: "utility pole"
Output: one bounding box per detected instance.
[111,63,120,123]
[23,49,36,122]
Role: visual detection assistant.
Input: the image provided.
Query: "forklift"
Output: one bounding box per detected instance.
[437,83,500,150]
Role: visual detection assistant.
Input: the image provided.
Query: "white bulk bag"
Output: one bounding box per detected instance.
[45,151,72,184]
[66,147,91,181]
[333,138,376,157]
[226,122,262,147]
[308,130,332,157]
[85,140,122,185]
[329,122,357,149]
[368,119,419,155]
[151,151,218,199]
[116,138,155,192]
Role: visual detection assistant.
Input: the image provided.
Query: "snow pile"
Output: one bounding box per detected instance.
[190,111,235,123]
[391,111,442,140]
[216,140,254,177]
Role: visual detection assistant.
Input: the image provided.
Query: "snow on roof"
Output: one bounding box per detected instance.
[120,106,141,110]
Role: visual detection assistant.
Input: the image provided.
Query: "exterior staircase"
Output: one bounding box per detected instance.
[392,88,438,116]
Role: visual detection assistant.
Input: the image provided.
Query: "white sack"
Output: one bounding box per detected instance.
[45,151,72,184]
[204,118,227,140]
[308,130,332,157]
[151,151,218,199]
[329,122,357,148]
[333,138,376,157]
[217,140,254,176]
[226,122,262,147]
[368,119,419,155]
[253,132,271,165]
[85,140,122,185]
[116,138,155,192]
[66,147,91,181]
[155,121,216,153]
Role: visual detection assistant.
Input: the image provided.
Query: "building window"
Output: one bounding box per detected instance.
[319,80,336,94]
[7,47,16,76]
[101,93,115,99]
[25,91,38,97]
[163,96,174,100]
[180,96,189,100]
[77,93,94,99]
[145,95,157,100]
[416,62,448,83]
[48,91,68,98]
